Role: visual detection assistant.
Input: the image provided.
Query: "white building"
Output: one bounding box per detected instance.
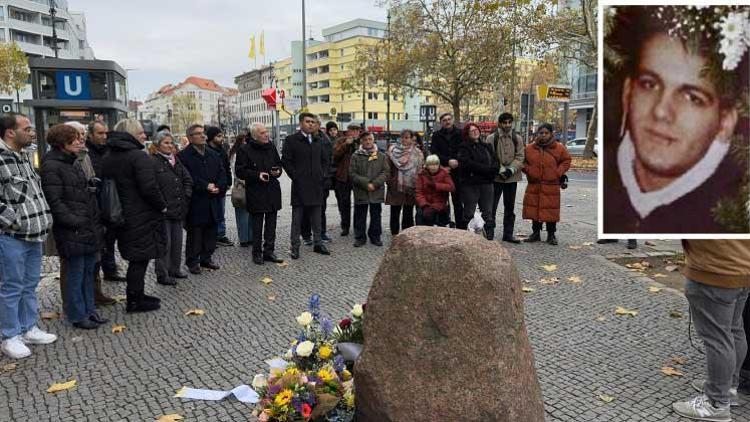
[141,76,238,131]
[235,65,274,130]
[0,0,95,107]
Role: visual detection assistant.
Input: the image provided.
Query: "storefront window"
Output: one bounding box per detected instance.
[89,72,108,100]
[114,74,127,103]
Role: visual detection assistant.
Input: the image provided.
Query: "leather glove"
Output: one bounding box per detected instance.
[559,174,568,190]
[502,168,513,179]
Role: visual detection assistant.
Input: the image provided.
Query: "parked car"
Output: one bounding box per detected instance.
[565,137,598,157]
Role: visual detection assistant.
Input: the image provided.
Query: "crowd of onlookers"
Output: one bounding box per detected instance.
[0,109,573,359]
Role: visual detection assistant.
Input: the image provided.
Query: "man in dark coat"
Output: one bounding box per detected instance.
[206,126,233,247]
[151,130,193,285]
[101,121,166,313]
[178,124,227,273]
[86,120,125,282]
[429,112,464,228]
[282,112,331,259]
[332,123,361,236]
[235,123,283,265]
[301,118,334,243]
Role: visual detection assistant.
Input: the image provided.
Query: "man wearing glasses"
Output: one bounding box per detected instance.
[0,113,56,359]
[178,124,227,274]
[429,113,464,228]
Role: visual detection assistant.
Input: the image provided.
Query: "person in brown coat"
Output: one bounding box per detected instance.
[521,123,571,245]
[386,129,424,235]
[332,124,362,236]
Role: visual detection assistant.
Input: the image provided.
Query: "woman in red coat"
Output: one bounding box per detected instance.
[415,154,455,226]
[522,123,571,245]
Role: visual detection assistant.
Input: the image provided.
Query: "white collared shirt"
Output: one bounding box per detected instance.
[617,131,729,219]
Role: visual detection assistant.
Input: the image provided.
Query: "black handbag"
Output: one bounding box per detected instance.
[99,178,125,228]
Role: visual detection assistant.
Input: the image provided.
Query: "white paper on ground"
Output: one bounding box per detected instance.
[174,385,259,404]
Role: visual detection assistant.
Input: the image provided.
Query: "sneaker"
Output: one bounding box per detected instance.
[692,380,740,406]
[303,237,313,246]
[672,394,731,421]
[21,326,57,345]
[1,336,31,359]
[321,233,332,242]
[216,237,234,247]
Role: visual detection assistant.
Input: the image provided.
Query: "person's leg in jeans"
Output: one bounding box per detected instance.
[353,204,368,242]
[685,280,747,406]
[125,260,148,301]
[460,184,480,230]
[234,207,252,245]
[200,225,218,265]
[390,205,402,235]
[368,203,383,242]
[731,290,749,390]
[309,205,323,247]
[64,255,87,323]
[217,196,227,239]
[81,254,97,319]
[18,240,42,334]
[263,211,278,255]
[402,205,414,230]
[0,236,29,339]
[502,183,518,239]
[59,257,68,311]
[478,184,495,238]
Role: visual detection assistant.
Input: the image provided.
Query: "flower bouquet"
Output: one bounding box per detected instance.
[285,295,340,372]
[334,303,365,363]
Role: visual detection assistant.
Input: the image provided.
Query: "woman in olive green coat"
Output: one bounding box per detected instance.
[349,132,390,247]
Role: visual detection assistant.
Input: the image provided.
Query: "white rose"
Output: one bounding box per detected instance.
[296,311,313,326]
[284,348,294,360]
[252,374,267,390]
[351,304,363,318]
[296,340,314,357]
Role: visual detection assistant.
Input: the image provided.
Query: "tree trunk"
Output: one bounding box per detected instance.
[582,96,597,159]
[15,89,20,113]
[452,101,461,124]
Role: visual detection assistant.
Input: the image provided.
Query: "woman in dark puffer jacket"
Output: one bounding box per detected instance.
[41,124,105,330]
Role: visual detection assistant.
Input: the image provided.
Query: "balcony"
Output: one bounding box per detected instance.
[7,17,69,39]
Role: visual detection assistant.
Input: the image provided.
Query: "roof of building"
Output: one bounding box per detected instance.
[149,76,236,98]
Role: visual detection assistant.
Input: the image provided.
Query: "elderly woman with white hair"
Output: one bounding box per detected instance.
[101,119,167,313]
[150,130,193,286]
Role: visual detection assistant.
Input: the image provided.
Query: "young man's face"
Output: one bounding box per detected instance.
[499,119,513,133]
[622,33,737,178]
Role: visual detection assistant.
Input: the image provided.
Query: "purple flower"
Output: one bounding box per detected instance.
[333,355,346,372]
[291,396,304,413]
[268,384,281,397]
[321,317,333,337]
[308,294,320,313]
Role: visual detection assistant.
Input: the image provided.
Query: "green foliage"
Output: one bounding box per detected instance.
[170,94,202,135]
[0,43,30,96]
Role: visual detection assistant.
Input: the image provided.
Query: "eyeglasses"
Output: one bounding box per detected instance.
[468,128,480,133]
[189,132,205,137]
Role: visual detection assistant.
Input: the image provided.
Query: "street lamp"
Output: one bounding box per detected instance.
[49,0,60,58]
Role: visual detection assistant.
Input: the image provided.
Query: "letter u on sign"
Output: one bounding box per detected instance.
[55,71,91,100]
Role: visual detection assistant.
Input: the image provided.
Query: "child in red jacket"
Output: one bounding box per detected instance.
[415,155,455,226]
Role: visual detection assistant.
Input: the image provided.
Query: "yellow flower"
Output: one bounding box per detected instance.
[318,345,332,360]
[345,391,355,409]
[283,366,300,377]
[341,369,352,381]
[274,389,293,407]
[317,368,335,383]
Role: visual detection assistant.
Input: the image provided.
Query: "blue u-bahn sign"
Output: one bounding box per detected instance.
[55,71,91,100]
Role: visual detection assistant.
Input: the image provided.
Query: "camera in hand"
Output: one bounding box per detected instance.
[559,174,568,190]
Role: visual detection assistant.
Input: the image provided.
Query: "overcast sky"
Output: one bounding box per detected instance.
[68,0,386,100]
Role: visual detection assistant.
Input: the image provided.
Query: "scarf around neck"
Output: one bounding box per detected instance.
[388,143,422,193]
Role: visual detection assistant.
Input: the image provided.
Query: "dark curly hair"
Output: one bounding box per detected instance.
[46,124,80,149]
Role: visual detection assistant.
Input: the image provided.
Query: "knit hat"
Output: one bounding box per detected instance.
[425,154,440,166]
[326,121,338,132]
[206,126,222,142]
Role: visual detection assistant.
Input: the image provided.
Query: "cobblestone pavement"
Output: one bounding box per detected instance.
[0,172,746,422]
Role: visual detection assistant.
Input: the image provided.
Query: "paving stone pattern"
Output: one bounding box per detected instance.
[0,174,747,421]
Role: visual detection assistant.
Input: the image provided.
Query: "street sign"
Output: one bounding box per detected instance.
[537,84,572,103]
[520,93,535,122]
[330,107,337,116]
[282,98,302,112]
[0,101,12,113]
[336,113,352,123]
[56,71,91,100]
[278,88,285,99]
[261,88,277,109]
[419,105,436,122]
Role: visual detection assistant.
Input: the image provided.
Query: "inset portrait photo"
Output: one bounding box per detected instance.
[601,5,750,237]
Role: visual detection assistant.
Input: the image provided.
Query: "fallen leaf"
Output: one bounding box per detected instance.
[521,287,536,293]
[671,356,688,365]
[653,273,668,278]
[542,264,557,272]
[648,286,663,293]
[261,276,273,285]
[567,276,582,284]
[71,336,83,343]
[599,394,615,403]
[665,265,679,272]
[47,380,77,393]
[156,414,184,422]
[111,325,126,334]
[112,295,127,303]
[644,240,656,246]
[669,310,684,319]
[267,293,277,301]
[582,242,594,246]
[660,366,684,377]
[2,363,17,372]
[276,261,288,268]
[185,309,205,316]
[539,277,559,285]
[173,387,186,398]
[625,261,650,271]
[568,245,582,250]
[615,306,638,317]
[595,316,606,322]
[40,311,60,320]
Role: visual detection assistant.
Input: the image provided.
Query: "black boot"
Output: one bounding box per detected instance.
[484,224,495,241]
[524,231,541,243]
[547,232,558,246]
[126,293,160,313]
[252,252,264,265]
